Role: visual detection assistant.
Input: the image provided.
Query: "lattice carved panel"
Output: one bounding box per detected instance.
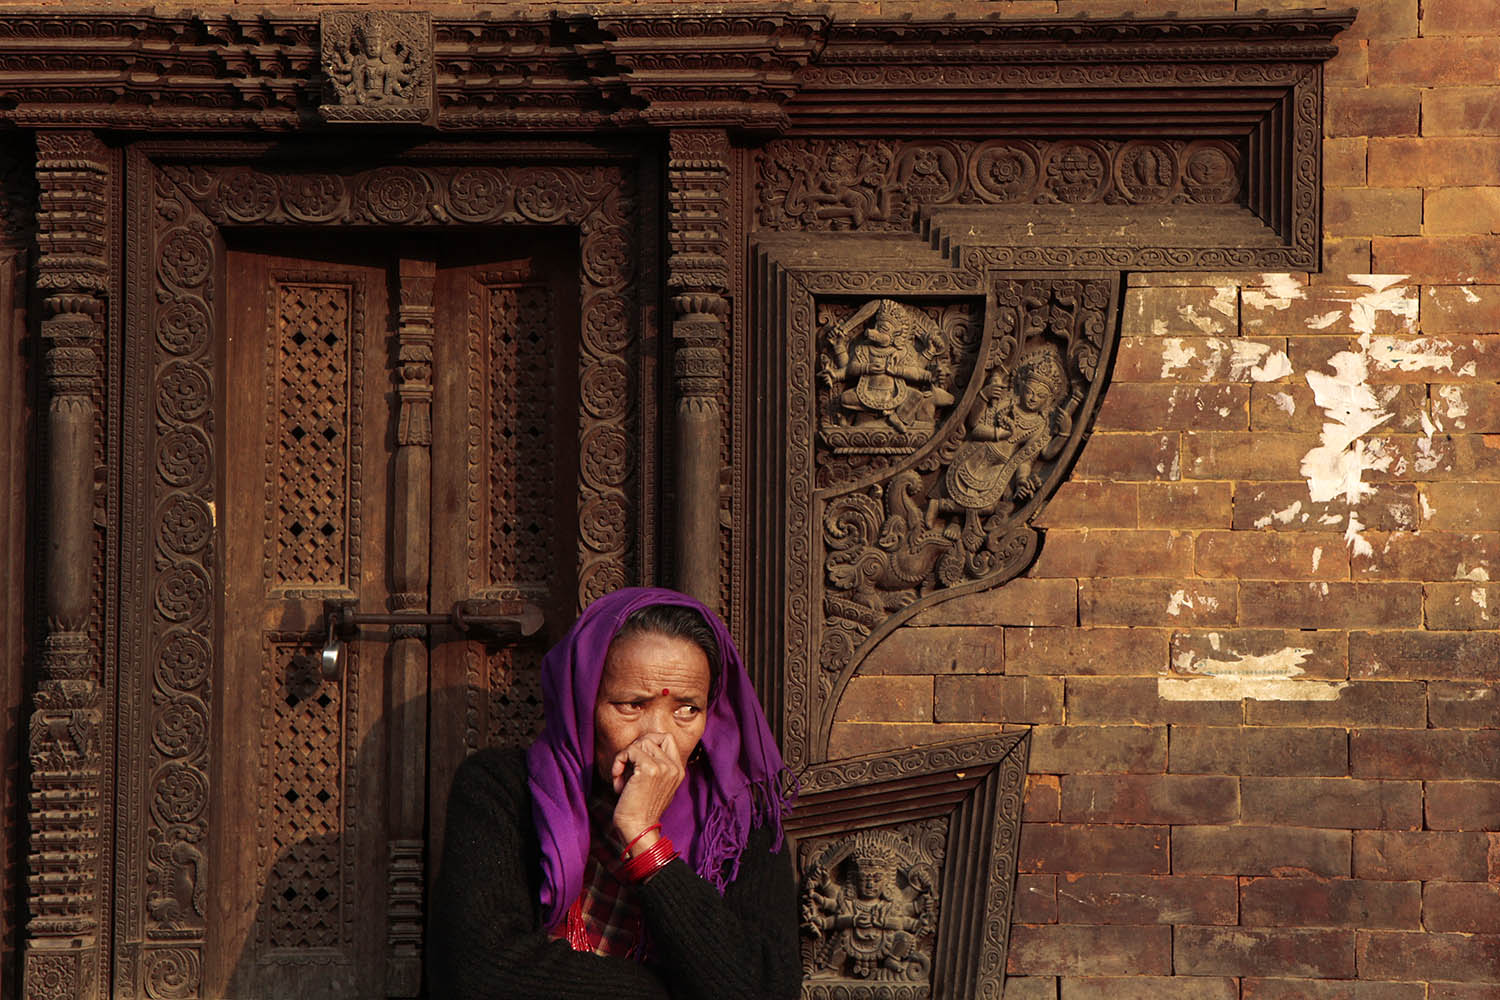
[264,275,366,597]
[257,635,359,954]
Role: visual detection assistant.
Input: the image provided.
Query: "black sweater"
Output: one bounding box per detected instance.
[428,747,803,1000]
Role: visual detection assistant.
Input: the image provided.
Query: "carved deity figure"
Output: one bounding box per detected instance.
[928,343,1071,536]
[328,19,417,106]
[804,834,934,981]
[821,299,953,436]
[791,141,894,229]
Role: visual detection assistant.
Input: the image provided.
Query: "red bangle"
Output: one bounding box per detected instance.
[619,823,662,861]
[619,835,676,883]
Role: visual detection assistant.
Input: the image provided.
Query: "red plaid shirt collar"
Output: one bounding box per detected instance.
[553,788,648,960]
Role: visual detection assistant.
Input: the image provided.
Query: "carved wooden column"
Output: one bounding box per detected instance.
[24,130,110,1000]
[666,129,732,607]
[386,255,433,997]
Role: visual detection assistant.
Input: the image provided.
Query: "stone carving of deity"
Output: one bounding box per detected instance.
[328,18,418,106]
[821,299,953,442]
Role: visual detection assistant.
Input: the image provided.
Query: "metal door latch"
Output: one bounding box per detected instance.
[319,600,544,677]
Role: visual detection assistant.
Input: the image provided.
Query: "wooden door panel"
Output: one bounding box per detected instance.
[217,247,393,999]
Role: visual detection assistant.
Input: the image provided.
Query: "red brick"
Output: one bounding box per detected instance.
[1233,483,1418,533]
[1321,238,1374,280]
[1373,237,1500,285]
[1036,481,1138,529]
[1241,877,1419,929]
[1171,629,1348,680]
[826,721,1007,758]
[1169,726,1349,776]
[1325,187,1422,236]
[1428,681,1500,728]
[1353,531,1500,580]
[1422,284,1500,332]
[1240,777,1422,829]
[1175,927,1355,978]
[1025,774,1061,822]
[1060,977,1237,1000]
[1182,432,1320,481]
[1357,930,1500,983]
[1120,285,1238,338]
[1369,137,1500,186]
[1353,831,1491,880]
[1172,826,1351,877]
[1429,384,1500,433]
[833,675,932,723]
[1139,482,1231,529]
[1096,383,1248,432]
[1424,190,1500,236]
[1427,985,1500,1000]
[1065,677,1242,726]
[1079,580,1236,627]
[1349,629,1500,680]
[1112,336,1286,382]
[1425,881,1500,933]
[1427,781,1500,831]
[1070,432,1180,482]
[1323,138,1369,187]
[1250,383,1426,434]
[1019,823,1169,874]
[1422,89,1500,137]
[1060,774,1238,824]
[1324,39,1369,89]
[1244,980,1425,1000]
[1326,88,1420,138]
[1195,531,1350,581]
[1006,627,1168,676]
[1286,336,1499,386]
[1028,725,1166,774]
[862,625,1004,674]
[934,675,1062,724]
[1237,582,1422,629]
[1371,38,1500,87]
[1055,874,1237,925]
[1030,529,1193,579]
[908,577,1079,627]
[1004,976,1058,1000]
[1342,0,1420,38]
[1242,282,1414,337]
[1008,923,1172,977]
[1246,682,1426,728]
[1422,0,1500,35]
[1353,728,1500,779]
[1015,874,1057,924]
[1420,487,1500,532]
[1426,582,1500,629]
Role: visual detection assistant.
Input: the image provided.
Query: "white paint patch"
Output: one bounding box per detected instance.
[1311,546,1323,572]
[1152,318,1169,337]
[1437,386,1469,430]
[1370,335,1455,373]
[1252,351,1294,381]
[1160,338,1198,378]
[1459,361,1478,377]
[1344,511,1374,560]
[1180,304,1222,335]
[1462,286,1481,303]
[1159,677,1349,701]
[1272,501,1304,525]
[1173,644,1313,680]
[1460,565,1491,582]
[1319,513,1342,526]
[1308,310,1344,330]
[1273,391,1297,416]
[1259,272,1308,305]
[1166,589,1219,616]
[1209,285,1238,318]
[1419,491,1435,522]
[1301,345,1394,505]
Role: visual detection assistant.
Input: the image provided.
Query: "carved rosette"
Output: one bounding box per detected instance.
[319,11,435,125]
[24,130,111,1000]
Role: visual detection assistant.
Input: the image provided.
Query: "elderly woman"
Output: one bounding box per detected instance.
[430,587,801,999]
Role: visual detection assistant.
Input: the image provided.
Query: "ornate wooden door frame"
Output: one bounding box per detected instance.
[7,9,1355,999]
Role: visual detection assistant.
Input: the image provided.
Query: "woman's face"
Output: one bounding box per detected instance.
[593,631,712,784]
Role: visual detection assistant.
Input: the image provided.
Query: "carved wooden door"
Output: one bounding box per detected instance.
[213,234,576,999]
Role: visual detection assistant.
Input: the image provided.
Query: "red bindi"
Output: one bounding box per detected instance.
[661,688,670,697]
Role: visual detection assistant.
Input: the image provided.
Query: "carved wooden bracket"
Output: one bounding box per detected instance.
[788,731,1031,999]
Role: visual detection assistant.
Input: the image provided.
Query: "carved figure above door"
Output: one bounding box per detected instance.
[319,11,435,125]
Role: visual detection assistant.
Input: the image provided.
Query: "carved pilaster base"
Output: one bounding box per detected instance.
[24,943,97,1000]
[386,838,424,997]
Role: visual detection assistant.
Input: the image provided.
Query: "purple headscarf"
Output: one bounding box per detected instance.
[525,586,794,930]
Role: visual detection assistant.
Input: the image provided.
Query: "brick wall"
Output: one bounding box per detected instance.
[827,1,1500,996]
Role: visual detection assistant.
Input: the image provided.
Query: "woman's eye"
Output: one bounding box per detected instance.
[674,704,701,719]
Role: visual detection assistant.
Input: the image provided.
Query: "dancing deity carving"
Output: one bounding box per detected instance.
[820,299,954,454]
[802,830,938,982]
[321,12,433,123]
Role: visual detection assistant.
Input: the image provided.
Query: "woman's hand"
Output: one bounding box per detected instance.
[609,732,686,851]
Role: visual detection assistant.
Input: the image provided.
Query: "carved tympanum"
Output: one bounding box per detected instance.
[801,825,943,984]
[320,12,434,125]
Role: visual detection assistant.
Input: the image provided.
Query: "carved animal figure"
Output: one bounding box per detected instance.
[826,471,955,615]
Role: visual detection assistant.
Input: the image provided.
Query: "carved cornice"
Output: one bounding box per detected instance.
[0,9,1355,131]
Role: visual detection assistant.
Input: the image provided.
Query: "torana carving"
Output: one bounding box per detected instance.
[320,11,435,125]
[801,824,944,986]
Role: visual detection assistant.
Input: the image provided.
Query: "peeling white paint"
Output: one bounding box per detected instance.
[1370,335,1455,373]
[1319,513,1342,526]
[1347,275,1419,336]
[1166,589,1218,616]
[1273,391,1297,416]
[1209,285,1238,318]
[1459,361,1478,377]
[1152,318,1169,336]
[1272,501,1304,524]
[1158,677,1349,701]
[1460,565,1491,582]
[1180,304,1222,335]
[1301,346,1393,505]
[1461,286,1481,304]
[1252,272,1308,308]
[1250,351,1294,382]
[1173,644,1313,679]
[1160,338,1198,378]
[1311,546,1323,572]
[1308,310,1344,330]
[1419,491,1435,522]
[1437,386,1469,430]
[1344,511,1374,560]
